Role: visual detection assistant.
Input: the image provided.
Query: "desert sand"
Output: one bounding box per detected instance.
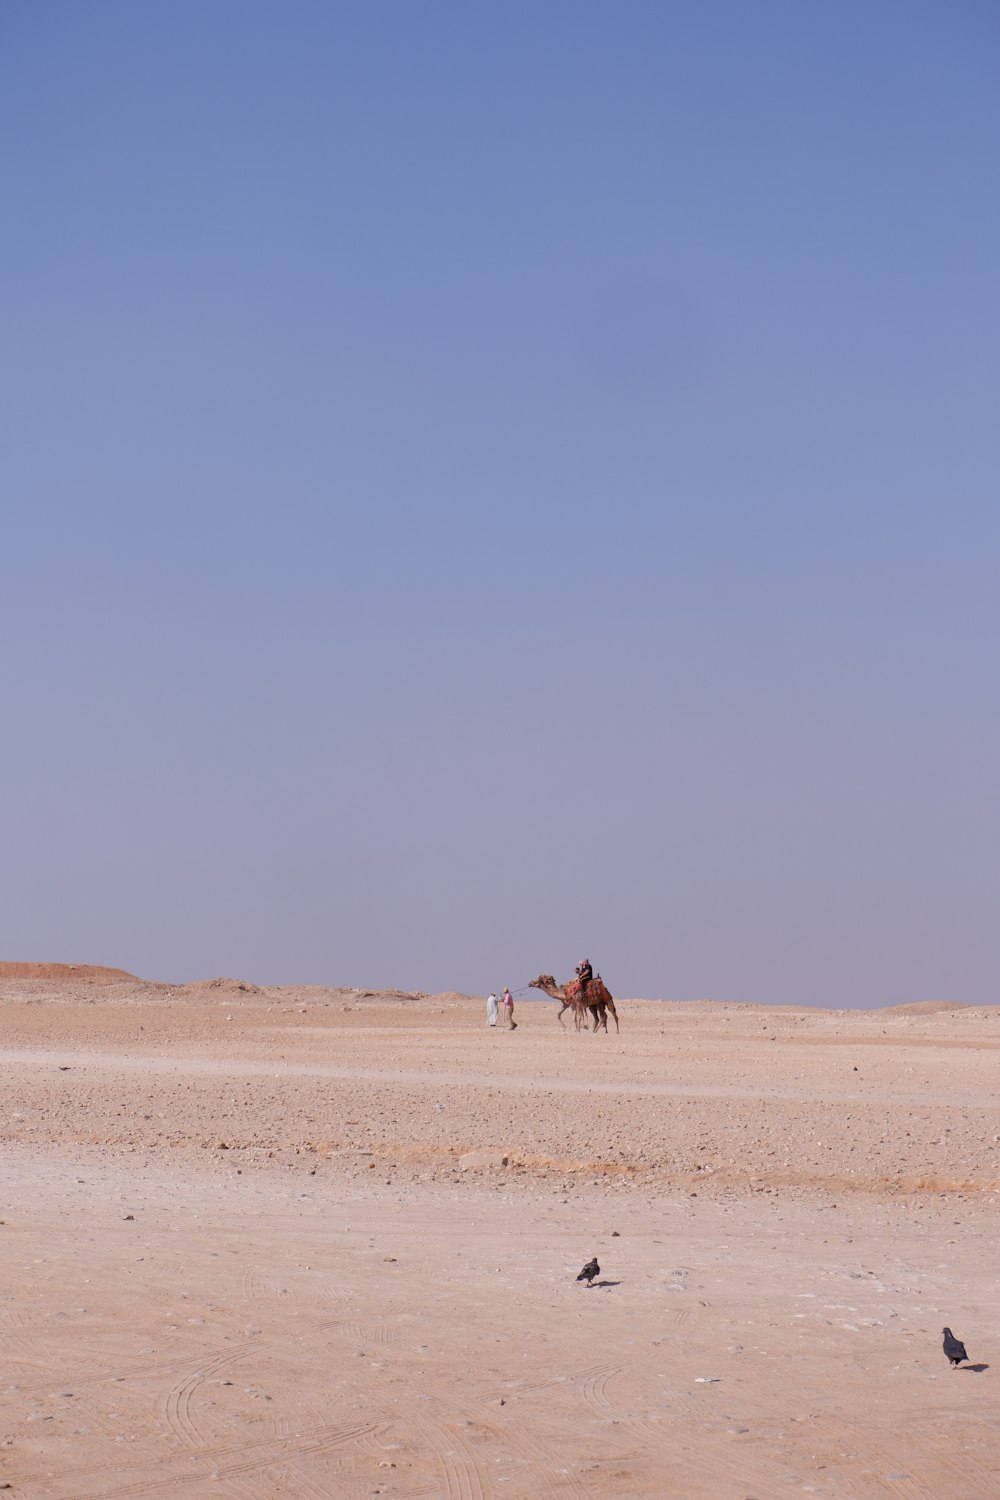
[1,966,998,1499]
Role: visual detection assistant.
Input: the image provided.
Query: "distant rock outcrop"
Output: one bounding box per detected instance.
[0,962,139,983]
[184,977,263,995]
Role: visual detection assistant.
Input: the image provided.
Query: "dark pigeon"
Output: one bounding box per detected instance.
[943,1327,969,1366]
[576,1258,600,1286]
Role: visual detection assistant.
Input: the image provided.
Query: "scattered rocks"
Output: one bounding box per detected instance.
[459,1151,509,1170]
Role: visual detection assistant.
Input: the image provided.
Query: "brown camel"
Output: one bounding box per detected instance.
[528,973,620,1034]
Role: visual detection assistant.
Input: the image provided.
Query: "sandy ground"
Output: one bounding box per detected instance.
[2,970,999,1499]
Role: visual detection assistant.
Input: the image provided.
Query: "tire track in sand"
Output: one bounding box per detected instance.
[341,1318,398,1348]
[474,1414,589,1500]
[65,1419,386,1499]
[423,1415,491,1500]
[796,1413,1000,1500]
[159,1346,261,1450]
[579,1358,704,1437]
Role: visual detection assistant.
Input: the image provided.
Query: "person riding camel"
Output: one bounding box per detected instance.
[575,959,593,1000]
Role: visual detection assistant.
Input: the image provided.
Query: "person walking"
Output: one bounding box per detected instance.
[486,991,499,1027]
[502,986,516,1030]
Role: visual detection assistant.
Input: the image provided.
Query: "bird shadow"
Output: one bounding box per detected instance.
[592,1279,622,1289]
[963,1363,989,1373]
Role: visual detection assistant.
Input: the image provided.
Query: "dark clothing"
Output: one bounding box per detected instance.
[575,962,593,998]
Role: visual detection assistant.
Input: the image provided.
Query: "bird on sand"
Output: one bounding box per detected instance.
[576,1258,600,1286]
[942,1327,969,1366]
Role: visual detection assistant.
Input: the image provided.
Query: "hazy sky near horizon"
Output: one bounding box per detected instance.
[3,2,998,1005]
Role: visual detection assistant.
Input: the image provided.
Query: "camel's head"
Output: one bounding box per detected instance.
[528,974,556,990]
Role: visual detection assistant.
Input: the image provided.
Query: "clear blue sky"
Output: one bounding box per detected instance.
[3,2,998,1003]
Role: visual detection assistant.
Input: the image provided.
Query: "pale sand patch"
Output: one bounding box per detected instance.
[1,976,998,1497]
